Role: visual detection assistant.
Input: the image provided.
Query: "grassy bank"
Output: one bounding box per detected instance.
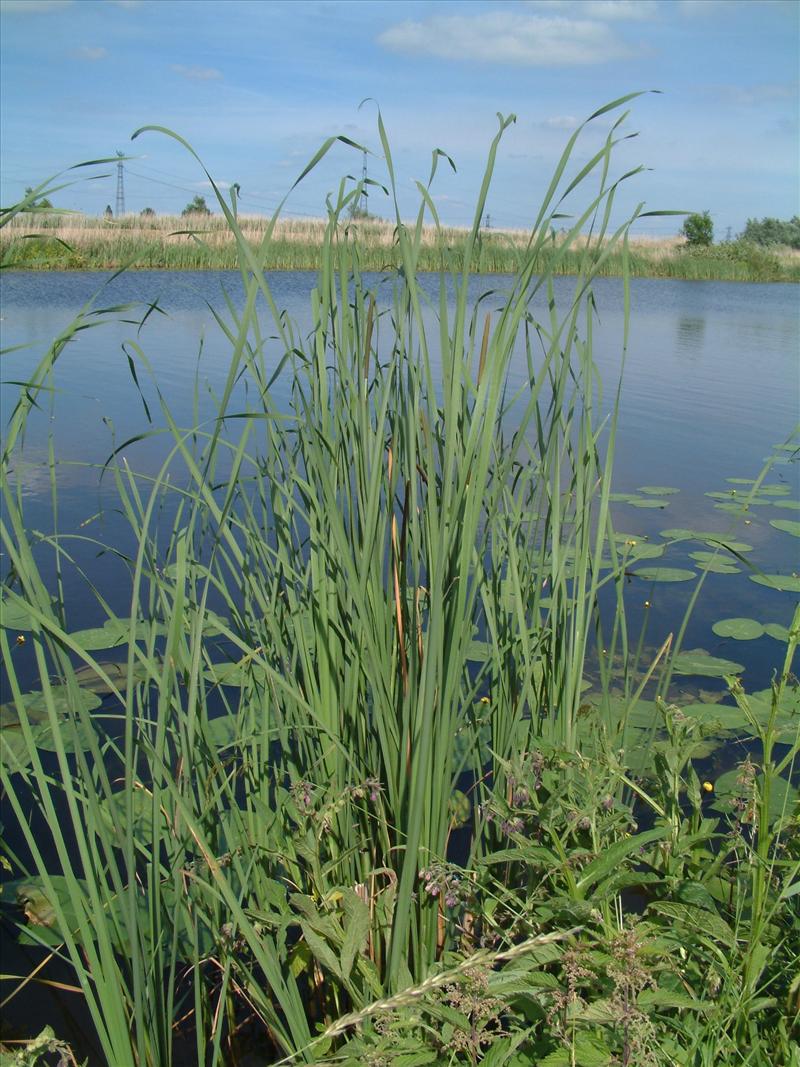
[1,99,799,1067]
[3,209,799,281]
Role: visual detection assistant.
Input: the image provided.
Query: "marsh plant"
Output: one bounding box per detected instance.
[1,96,798,1066]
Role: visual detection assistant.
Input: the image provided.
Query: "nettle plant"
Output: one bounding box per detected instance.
[1,94,798,1067]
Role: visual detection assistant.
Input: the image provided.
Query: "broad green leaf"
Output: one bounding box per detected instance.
[340,889,370,979]
[679,703,749,729]
[770,519,800,537]
[625,543,664,561]
[204,661,268,686]
[671,650,745,677]
[69,618,133,650]
[72,659,150,695]
[660,528,718,541]
[0,595,35,632]
[637,486,679,495]
[690,554,741,574]
[628,498,669,509]
[647,901,736,948]
[300,921,343,980]
[631,567,696,583]
[712,769,798,823]
[764,622,790,641]
[755,485,791,497]
[69,617,166,650]
[637,988,710,1012]
[773,500,800,510]
[711,618,764,640]
[575,827,666,894]
[739,686,800,733]
[750,573,800,593]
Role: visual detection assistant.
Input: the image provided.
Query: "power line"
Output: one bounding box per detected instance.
[115,151,125,217]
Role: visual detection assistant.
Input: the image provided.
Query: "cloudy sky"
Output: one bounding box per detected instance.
[1,0,797,236]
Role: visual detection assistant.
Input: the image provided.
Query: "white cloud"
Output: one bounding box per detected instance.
[75,45,108,61]
[726,82,797,105]
[0,0,71,11]
[377,12,637,66]
[677,0,733,15]
[541,114,580,129]
[171,64,223,81]
[531,0,657,18]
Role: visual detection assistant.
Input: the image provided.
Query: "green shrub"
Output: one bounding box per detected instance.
[741,215,800,249]
[681,210,714,247]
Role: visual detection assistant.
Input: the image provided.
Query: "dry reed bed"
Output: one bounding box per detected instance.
[3,213,798,281]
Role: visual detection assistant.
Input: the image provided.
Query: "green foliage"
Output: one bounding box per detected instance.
[23,185,53,210]
[681,210,714,247]
[140,206,156,217]
[1,99,798,1066]
[181,194,211,216]
[741,215,800,249]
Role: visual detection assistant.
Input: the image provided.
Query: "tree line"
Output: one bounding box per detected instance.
[681,210,800,249]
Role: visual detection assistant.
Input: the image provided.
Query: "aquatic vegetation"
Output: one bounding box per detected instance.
[0,99,798,1066]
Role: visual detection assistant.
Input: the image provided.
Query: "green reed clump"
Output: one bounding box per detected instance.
[1,98,798,1067]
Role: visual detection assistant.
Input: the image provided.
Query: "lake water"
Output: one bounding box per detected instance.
[0,269,798,1055]
[1,269,798,692]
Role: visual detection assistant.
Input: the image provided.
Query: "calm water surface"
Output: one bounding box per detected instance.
[1,269,798,690]
[0,268,798,1055]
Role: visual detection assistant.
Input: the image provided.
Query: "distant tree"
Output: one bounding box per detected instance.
[104,204,114,219]
[24,186,53,210]
[181,195,211,217]
[681,211,714,248]
[741,215,800,250]
[140,207,156,218]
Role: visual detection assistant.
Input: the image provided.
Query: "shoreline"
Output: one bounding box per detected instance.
[2,214,798,282]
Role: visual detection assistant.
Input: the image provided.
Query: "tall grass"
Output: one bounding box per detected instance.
[1,99,798,1066]
[3,205,799,281]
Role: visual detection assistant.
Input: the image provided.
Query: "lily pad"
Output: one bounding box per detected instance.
[739,686,800,734]
[704,540,752,553]
[637,486,679,496]
[660,528,719,542]
[628,498,669,509]
[1,687,104,769]
[726,478,756,485]
[672,650,745,678]
[624,543,665,561]
[631,567,696,583]
[773,500,800,510]
[204,661,269,687]
[750,573,800,594]
[69,617,165,650]
[755,485,791,497]
[73,660,151,695]
[711,618,764,641]
[689,552,741,574]
[679,703,750,729]
[712,770,798,824]
[6,876,86,947]
[770,519,800,537]
[714,502,752,514]
[763,622,790,642]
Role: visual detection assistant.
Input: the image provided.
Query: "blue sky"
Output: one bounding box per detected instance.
[1,0,797,236]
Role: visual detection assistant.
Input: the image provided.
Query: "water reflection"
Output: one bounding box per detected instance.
[676,315,706,356]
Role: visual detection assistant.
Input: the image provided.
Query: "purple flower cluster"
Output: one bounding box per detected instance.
[419,859,468,909]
